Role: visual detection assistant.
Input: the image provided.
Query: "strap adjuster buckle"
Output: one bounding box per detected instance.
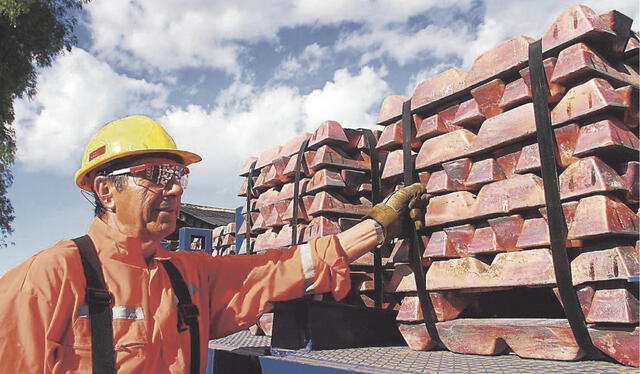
[86,287,114,306]
[177,304,199,331]
[179,303,199,321]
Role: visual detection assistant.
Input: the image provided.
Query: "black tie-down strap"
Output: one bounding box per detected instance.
[401,100,441,346]
[246,160,257,255]
[528,39,599,356]
[160,260,201,374]
[73,235,116,374]
[291,137,312,245]
[361,128,384,309]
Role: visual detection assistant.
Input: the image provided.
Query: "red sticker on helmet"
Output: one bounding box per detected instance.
[89,145,106,161]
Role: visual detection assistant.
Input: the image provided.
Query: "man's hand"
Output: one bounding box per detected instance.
[365,183,429,243]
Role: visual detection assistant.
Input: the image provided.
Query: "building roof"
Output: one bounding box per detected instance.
[179,202,236,228]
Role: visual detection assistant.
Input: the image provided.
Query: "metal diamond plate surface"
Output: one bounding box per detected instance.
[209,331,636,373]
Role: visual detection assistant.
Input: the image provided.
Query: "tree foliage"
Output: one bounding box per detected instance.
[0,0,88,246]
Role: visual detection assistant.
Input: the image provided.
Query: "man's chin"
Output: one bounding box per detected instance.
[148,220,176,238]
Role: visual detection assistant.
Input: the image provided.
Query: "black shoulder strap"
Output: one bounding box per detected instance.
[160,260,200,374]
[72,235,116,374]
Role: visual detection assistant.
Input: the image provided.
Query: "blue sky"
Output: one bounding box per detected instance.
[2,0,638,273]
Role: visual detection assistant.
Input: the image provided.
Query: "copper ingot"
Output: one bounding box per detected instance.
[568,194,639,239]
[499,78,530,110]
[423,230,457,258]
[308,120,348,149]
[307,190,371,217]
[572,246,639,285]
[426,248,556,290]
[375,120,420,151]
[308,145,370,172]
[425,191,476,227]
[279,132,312,158]
[255,145,283,170]
[551,43,639,87]
[465,158,506,188]
[306,168,346,194]
[466,103,536,156]
[426,170,465,194]
[466,35,534,87]
[282,152,313,179]
[559,156,628,200]
[239,156,258,177]
[470,78,506,118]
[451,98,485,128]
[474,174,545,218]
[411,67,468,111]
[586,288,639,324]
[550,78,627,126]
[415,129,476,170]
[541,4,615,53]
[377,94,407,125]
[303,216,342,242]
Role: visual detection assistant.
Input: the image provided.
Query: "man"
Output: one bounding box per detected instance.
[0,115,427,373]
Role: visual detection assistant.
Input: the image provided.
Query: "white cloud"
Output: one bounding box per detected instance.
[83,0,639,82]
[337,21,475,66]
[84,0,474,74]
[303,66,390,129]
[274,57,303,81]
[273,43,330,81]
[335,0,638,71]
[14,58,390,186]
[13,48,168,173]
[161,66,390,191]
[13,1,640,178]
[292,0,473,26]
[88,1,248,74]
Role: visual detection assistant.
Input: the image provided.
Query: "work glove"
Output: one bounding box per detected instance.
[365,183,429,244]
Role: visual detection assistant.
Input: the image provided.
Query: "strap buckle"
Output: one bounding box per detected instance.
[86,287,114,306]
[177,304,200,331]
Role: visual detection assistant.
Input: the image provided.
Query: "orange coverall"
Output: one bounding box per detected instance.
[0,217,351,373]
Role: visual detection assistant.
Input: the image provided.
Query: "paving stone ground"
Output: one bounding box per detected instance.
[210,330,636,374]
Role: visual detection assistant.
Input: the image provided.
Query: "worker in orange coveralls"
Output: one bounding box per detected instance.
[0,115,428,373]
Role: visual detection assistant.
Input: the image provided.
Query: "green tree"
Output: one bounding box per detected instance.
[0,0,89,246]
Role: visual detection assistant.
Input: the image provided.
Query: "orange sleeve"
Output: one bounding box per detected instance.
[206,235,351,338]
[302,234,352,301]
[0,244,74,373]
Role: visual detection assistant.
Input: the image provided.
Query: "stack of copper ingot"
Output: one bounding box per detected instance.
[374,4,639,366]
[237,121,381,334]
[237,121,379,253]
[211,222,236,256]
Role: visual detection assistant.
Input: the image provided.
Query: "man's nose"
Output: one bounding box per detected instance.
[163,176,184,196]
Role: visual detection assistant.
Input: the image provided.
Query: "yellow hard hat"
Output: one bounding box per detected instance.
[74,115,202,191]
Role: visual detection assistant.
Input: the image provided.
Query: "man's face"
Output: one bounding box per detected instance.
[110,156,185,241]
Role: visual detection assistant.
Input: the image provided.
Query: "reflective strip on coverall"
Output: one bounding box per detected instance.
[0,217,351,373]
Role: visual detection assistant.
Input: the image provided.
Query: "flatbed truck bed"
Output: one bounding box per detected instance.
[206,330,633,374]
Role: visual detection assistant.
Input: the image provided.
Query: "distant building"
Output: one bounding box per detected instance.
[164,202,235,242]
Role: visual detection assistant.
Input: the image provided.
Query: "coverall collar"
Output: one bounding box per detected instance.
[88,217,173,267]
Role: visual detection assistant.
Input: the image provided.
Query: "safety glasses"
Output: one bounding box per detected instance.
[106,161,190,189]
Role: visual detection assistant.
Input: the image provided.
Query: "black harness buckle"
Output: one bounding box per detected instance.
[177,303,200,331]
[86,287,114,306]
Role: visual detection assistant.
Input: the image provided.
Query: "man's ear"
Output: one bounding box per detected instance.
[93,175,116,213]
